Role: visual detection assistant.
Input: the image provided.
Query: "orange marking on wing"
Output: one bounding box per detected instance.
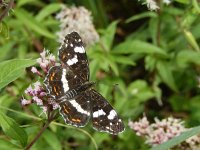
[53,86,59,96]
[62,54,66,60]
[50,72,55,81]
[63,105,69,113]
[72,118,81,123]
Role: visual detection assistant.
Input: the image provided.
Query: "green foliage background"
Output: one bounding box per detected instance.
[0,0,200,149]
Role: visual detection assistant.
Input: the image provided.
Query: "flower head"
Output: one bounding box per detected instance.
[144,0,160,11]
[21,98,32,106]
[22,50,59,115]
[163,0,171,5]
[56,5,99,47]
[128,115,150,136]
[129,116,200,149]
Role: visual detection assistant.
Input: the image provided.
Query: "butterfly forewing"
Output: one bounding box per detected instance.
[58,32,89,83]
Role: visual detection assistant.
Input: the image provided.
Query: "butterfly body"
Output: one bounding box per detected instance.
[44,32,125,134]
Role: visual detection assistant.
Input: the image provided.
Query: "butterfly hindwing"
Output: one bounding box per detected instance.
[59,91,91,127]
[90,90,125,135]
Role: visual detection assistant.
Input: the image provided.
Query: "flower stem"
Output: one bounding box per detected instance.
[0,0,14,22]
[25,110,58,150]
[24,120,51,150]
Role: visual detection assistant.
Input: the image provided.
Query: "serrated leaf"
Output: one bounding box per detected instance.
[151,126,200,150]
[36,3,61,21]
[0,111,28,147]
[43,129,62,150]
[113,40,167,56]
[101,21,118,51]
[15,8,55,39]
[0,59,36,90]
[156,61,178,92]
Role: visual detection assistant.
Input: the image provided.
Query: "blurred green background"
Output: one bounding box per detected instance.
[0,0,200,149]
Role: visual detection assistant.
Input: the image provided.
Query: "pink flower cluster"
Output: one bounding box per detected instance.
[21,50,59,113]
[129,115,200,149]
[36,50,56,73]
[129,116,186,146]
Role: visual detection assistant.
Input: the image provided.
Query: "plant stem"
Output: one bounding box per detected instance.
[156,0,161,46]
[24,120,51,150]
[0,0,14,22]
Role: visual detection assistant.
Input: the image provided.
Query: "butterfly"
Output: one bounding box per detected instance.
[44,32,125,134]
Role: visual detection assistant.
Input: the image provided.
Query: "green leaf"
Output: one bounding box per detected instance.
[183,30,200,52]
[17,0,44,7]
[164,7,184,15]
[145,55,157,72]
[0,42,15,61]
[36,3,61,21]
[0,138,22,150]
[89,59,100,81]
[156,61,178,92]
[128,80,155,103]
[0,59,36,90]
[176,50,200,67]
[0,111,28,147]
[174,0,189,4]
[104,56,119,76]
[101,21,118,51]
[113,40,167,56]
[193,0,200,13]
[149,17,158,45]
[126,12,157,23]
[109,54,135,65]
[0,21,9,39]
[15,8,55,39]
[151,126,200,150]
[43,129,62,150]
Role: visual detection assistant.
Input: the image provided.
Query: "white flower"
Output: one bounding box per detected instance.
[21,98,31,106]
[40,50,46,59]
[36,58,42,64]
[146,0,160,11]
[48,99,59,110]
[56,5,99,46]
[31,67,38,73]
[41,106,48,113]
[33,96,43,105]
[49,54,56,62]
[163,0,171,5]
